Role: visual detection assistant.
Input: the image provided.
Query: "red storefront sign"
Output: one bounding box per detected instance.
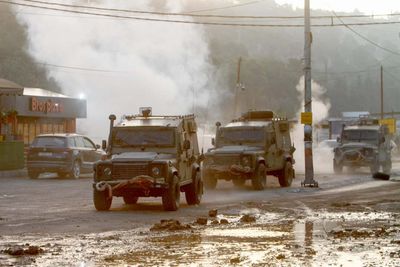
[30,97,64,114]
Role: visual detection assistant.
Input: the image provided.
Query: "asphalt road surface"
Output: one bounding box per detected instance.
[0,166,399,266]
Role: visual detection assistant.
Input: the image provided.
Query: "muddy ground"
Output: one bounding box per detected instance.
[0,167,399,266]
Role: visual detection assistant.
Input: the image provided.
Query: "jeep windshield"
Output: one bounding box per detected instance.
[112,127,175,147]
[217,127,264,146]
[342,129,379,144]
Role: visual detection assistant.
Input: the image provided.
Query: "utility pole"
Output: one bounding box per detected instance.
[234,57,242,117]
[302,0,318,187]
[381,66,384,119]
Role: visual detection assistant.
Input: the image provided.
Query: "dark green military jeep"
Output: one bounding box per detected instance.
[333,122,392,177]
[93,108,203,211]
[203,111,295,190]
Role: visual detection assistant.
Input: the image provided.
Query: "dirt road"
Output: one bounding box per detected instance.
[0,167,399,266]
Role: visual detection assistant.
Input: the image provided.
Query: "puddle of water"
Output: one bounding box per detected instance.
[306,211,392,222]
[1,211,399,267]
[294,220,339,244]
[217,212,283,225]
[204,227,287,238]
[0,194,15,199]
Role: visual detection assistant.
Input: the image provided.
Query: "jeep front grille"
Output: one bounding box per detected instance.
[214,155,240,165]
[112,163,148,179]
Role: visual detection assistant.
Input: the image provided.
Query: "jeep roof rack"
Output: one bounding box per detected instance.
[122,114,195,121]
[120,107,195,121]
[355,117,380,126]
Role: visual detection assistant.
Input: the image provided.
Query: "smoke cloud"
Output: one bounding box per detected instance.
[15,0,213,143]
[293,76,332,174]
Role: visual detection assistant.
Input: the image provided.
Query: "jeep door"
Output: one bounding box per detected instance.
[274,121,292,168]
[266,129,280,170]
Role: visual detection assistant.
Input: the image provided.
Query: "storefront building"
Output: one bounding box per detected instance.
[0,79,86,145]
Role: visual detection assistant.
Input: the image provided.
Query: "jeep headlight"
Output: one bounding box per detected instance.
[364,148,375,157]
[152,166,161,177]
[204,157,214,166]
[104,167,112,177]
[97,165,112,179]
[242,156,251,167]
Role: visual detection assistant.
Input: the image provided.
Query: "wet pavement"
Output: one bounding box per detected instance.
[0,169,399,266]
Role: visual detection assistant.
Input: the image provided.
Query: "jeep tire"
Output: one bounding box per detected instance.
[333,160,343,174]
[185,172,203,205]
[28,169,39,179]
[252,163,266,190]
[93,189,112,211]
[382,160,392,174]
[279,161,294,187]
[162,175,180,211]
[123,195,139,205]
[70,160,81,179]
[370,159,379,175]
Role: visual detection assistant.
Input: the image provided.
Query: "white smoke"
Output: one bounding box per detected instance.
[293,76,332,174]
[15,1,213,143]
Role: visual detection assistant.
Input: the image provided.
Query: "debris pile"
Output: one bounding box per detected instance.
[240,214,256,223]
[220,219,229,224]
[3,245,44,256]
[150,219,191,231]
[330,227,389,239]
[208,209,218,217]
[195,217,208,225]
[230,256,241,264]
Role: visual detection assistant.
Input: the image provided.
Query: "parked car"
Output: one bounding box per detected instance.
[27,133,104,179]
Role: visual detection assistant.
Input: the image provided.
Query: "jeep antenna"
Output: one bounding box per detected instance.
[234,57,242,118]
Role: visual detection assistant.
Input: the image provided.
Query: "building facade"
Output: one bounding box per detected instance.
[0,87,86,145]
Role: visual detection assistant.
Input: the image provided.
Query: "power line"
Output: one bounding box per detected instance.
[1,54,130,73]
[16,0,400,20]
[2,0,400,27]
[186,0,265,14]
[332,11,400,57]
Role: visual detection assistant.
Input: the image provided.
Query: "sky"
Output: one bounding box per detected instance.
[275,0,400,14]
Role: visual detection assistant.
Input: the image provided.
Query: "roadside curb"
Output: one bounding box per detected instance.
[0,168,27,178]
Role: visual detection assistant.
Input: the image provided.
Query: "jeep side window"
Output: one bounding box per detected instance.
[83,138,95,149]
[68,137,76,148]
[74,137,85,148]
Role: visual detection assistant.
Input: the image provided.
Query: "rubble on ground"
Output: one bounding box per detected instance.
[208,209,218,217]
[240,214,256,223]
[3,245,44,256]
[150,219,191,231]
[196,217,208,225]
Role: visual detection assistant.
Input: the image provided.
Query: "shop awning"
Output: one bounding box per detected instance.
[0,79,24,96]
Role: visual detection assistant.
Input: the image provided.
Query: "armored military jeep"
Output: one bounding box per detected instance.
[333,121,392,176]
[203,110,296,190]
[93,108,203,211]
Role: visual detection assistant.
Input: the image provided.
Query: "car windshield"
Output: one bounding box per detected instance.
[218,127,264,146]
[31,137,67,148]
[342,130,378,143]
[112,127,175,147]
